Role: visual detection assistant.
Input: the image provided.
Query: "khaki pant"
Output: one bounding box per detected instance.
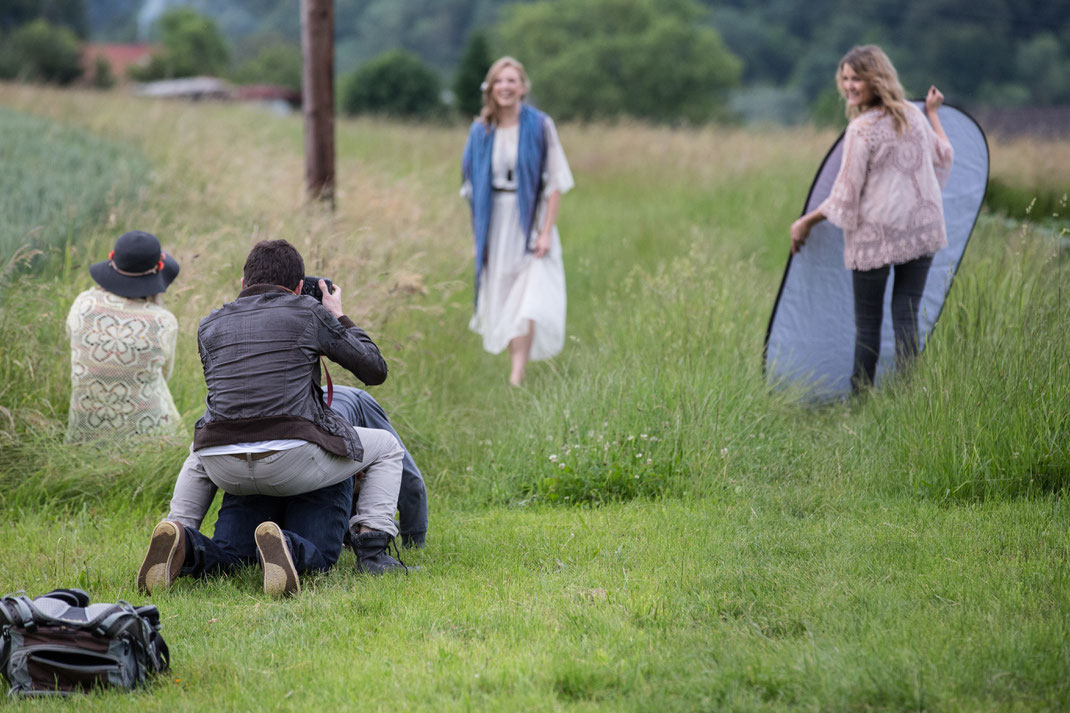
[176,427,403,537]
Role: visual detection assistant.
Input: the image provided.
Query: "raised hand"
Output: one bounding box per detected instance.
[925,86,944,115]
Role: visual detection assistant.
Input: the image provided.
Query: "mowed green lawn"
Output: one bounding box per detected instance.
[0,84,1067,712]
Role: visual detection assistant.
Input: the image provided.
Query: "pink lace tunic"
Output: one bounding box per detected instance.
[819,103,954,271]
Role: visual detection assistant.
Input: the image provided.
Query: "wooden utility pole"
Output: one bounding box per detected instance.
[301,0,335,207]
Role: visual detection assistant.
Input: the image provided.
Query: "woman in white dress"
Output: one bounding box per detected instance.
[462,56,574,385]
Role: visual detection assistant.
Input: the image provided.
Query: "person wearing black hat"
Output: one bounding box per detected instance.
[66,231,182,442]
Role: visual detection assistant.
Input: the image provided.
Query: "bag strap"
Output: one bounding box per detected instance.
[321,356,333,408]
[41,588,90,608]
[109,602,170,673]
[96,608,137,639]
[2,596,38,631]
[134,605,160,627]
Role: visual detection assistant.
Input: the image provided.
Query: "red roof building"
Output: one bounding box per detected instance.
[81,44,157,84]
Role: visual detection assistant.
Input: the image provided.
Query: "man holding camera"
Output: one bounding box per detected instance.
[138,240,407,596]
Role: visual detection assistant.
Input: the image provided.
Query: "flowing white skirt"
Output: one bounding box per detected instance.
[469,192,566,360]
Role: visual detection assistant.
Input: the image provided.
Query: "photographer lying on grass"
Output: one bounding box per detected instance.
[165,384,429,550]
[138,240,411,597]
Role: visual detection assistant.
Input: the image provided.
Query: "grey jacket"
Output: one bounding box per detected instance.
[192,284,387,460]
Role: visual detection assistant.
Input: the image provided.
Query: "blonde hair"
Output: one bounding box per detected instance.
[837,45,910,134]
[479,56,530,127]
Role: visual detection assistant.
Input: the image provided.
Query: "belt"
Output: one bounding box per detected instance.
[492,187,516,193]
[227,450,279,461]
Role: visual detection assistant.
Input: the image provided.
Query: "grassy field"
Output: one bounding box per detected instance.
[0,83,1068,711]
[0,105,147,268]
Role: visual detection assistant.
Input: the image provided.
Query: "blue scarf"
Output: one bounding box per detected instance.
[461,103,547,298]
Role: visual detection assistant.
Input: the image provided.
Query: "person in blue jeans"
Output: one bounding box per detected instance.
[164,387,428,550]
[138,240,422,597]
[328,387,428,549]
[175,477,356,596]
[141,386,428,597]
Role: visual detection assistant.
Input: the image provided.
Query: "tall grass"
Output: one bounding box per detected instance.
[0,85,1066,510]
[877,219,1070,499]
[983,133,1070,221]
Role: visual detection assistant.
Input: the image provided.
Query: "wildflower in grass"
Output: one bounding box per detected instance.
[558,463,565,470]
[721,447,729,456]
[636,453,643,458]
[549,454,557,462]
[641,433,648,439]
[627,435,635,441]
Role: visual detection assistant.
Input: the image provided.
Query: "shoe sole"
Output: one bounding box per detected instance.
[137,521,183,594]
[255,522,300,597]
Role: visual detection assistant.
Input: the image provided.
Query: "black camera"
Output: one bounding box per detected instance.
[301,276,334,302]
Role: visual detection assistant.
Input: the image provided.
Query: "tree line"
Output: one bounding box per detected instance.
[4,0,1069,123]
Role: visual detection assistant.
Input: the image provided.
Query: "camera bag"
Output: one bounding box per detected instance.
[0,588,170,697]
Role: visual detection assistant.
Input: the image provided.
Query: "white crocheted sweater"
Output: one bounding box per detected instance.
[65,287,181,442]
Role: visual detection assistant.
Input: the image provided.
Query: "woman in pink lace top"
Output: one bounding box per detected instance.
[790,45,953,391]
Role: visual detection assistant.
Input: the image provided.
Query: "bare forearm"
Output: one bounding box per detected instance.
[926,111,948,143]
[542,190,561,232]
[790,209,826,255]
[800,209,825,231]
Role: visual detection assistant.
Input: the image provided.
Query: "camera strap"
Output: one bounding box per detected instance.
[320,357,334,408]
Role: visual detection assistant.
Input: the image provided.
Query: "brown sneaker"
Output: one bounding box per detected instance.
[254,521,300,597]
[137,520,187,594]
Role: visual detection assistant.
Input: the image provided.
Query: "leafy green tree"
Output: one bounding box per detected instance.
[340,50,442,118]
[230,41,302,90]
[130,7,230,81]
[0,44,15,80]
[810,86,848,128]
[1015,33,1070,105]
[91,55,116,89]
[497,0,741,122]
[0,0,87,37]
[709,7,798,84]
[40,0,87,38]
[7,18,83,84]
[453,30,492,118]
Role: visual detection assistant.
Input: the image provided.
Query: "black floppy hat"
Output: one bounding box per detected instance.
[89,231,180,299]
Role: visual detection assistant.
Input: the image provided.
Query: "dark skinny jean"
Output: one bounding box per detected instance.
[851,254,933,391]
[182,476,354,577]
[327,386,428,548]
